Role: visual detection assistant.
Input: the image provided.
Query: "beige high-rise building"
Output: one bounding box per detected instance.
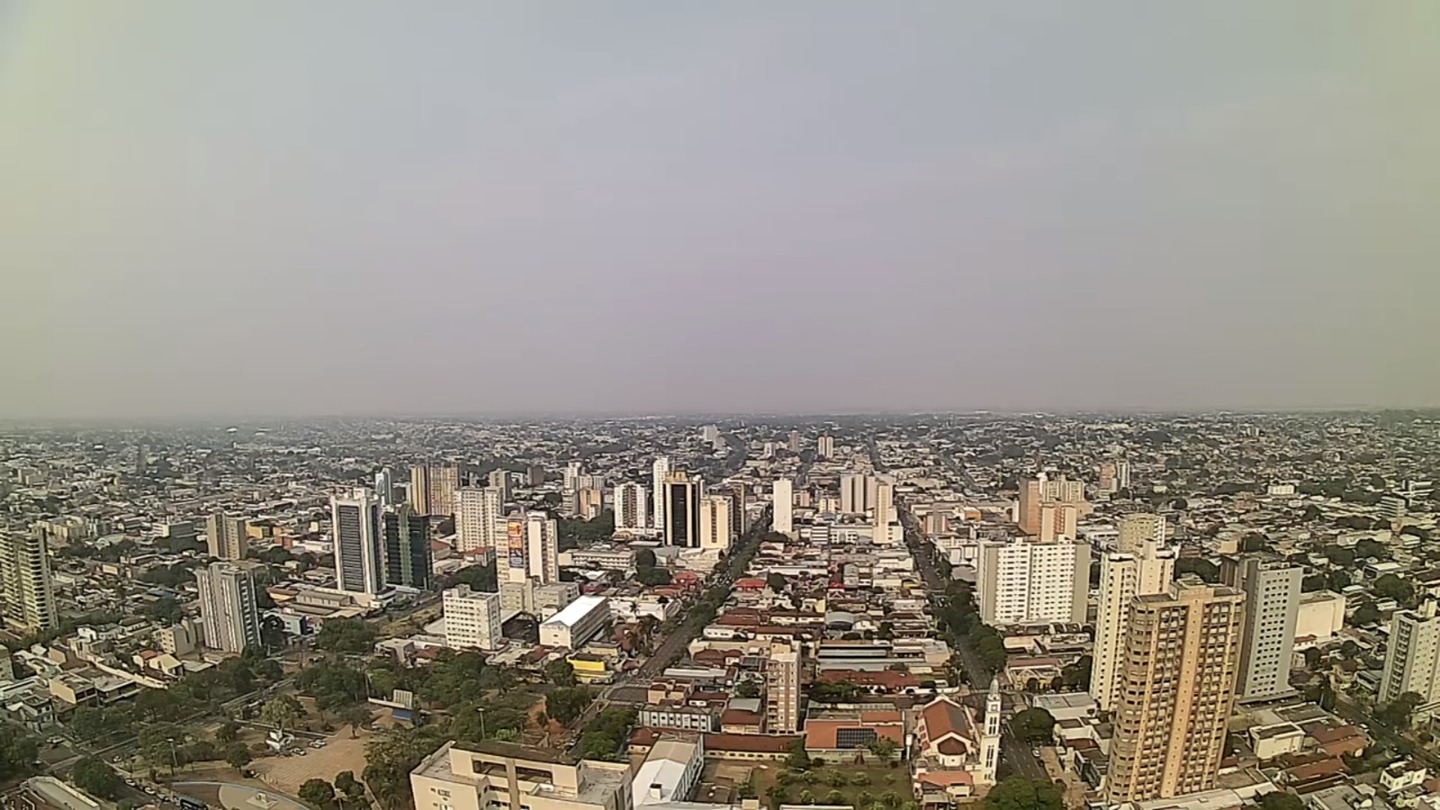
[1090,527,1176,713]
[772,478,794,536]
[1019,474,1088,538]
[839,473,869,515]
[206,511,249,560]
[1235,558,1301,700]
[766,640,801,733]
[0,530,58,633]
[577,487,605,520]
[1106,580,1245,804]
[1017,478,1043,535]
[455,487,503,556]
[699,494,734,551]
[1037,503,1078,541]
[872,479,895,539]
[195,561,262,654]
[1117,513,1167,553]
[486,469,511,502]
[526,511,560,585]
[817,435,835,459]
[1379,600,1440,719]
[410,464,460,517]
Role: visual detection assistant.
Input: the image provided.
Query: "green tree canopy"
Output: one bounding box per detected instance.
[315,618,377,655]
[1011,707,1056,744]
[983,777,1063,810]
[71,757,121,799]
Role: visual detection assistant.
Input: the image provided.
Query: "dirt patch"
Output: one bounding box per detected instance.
[249,727,372,795]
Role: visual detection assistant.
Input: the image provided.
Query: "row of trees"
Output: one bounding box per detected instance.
[300,771,368,809]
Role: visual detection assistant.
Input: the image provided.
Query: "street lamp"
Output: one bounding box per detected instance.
[477,707,487,739]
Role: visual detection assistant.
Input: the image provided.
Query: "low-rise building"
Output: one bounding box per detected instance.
[410,740,632,810]
[540,595,610,650]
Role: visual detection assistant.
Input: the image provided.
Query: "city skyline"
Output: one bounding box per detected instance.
[3,2,1439,419]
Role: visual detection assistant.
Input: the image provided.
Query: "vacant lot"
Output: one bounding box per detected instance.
[250,727,372,796]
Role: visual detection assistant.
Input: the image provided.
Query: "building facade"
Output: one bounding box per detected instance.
[698,495,734,551]
[454,487,503,556]
[205,511,249,560]
[613,483,648,531]
[1379,600,1440,719]
[975,538,1090,626]
[1106,580,1245,803]
[383,506,433,589]
[766,640,801,733]
[333,489,384,595]
[1235,558,1301,700]
[443,585,503,651]
[651,457,670,531]
[1091,523,1177,713]
[662,472,701,548]
[0,530,58,633]
[195,561,262,654]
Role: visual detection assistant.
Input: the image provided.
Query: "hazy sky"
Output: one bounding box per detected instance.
[3,2,1438,419]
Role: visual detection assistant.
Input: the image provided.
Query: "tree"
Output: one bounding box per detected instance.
[1339,640,1361,659]
[983,776,1063,810]
[1351,602,1381,627]
[315,619,377,655]
[1377,692,1424,730]
[867,736,898,761]
[1322,545,1356,567]
[299,778,337,809]
[216,719,239,743]
[261,695,303,732]
[635,549,657,568]
[1327,570,1352,592]
[1239,533,1269,553]
[785,739,811,771]
[766,572,788,592]
[1061,655,1092,690]
[1260,792,1304,810]
[335,771,367,808]
[1355,539,1390,561]
[225,743,252,770]
[1011,708,1056,745]
[340,704,373,738]
[876,621,895,640]
[1302,648,1323,669]
[1374,574,1413,603]
[734,679,761,699]
[144,597,184,626]
[546,660,577,687]
[71,757,122,799]
[1302,574,1329,593]
[634,566,672,587]
[1174,558,1220,584]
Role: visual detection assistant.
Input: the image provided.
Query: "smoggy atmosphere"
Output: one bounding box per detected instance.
[2,1,1438,420]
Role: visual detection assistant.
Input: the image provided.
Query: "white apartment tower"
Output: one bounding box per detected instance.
[332,489,384,595]
[817,435,835,459]
[443,585,503,651]
[651,457,671,530]
[839,473,869,514]
[0,530,58,633]
[526,511,560,584]
[1090,523,1177,713]
[195,561,262,653]
[772,478,794,536]
[976,537,1090,626]
[613,483,649,531]
[454,487,504,556]
[698,495,734,551]
[1235,558,1302,700]
[1379,600,1440,719]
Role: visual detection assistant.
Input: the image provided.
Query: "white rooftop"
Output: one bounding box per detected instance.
[542,594,607,628]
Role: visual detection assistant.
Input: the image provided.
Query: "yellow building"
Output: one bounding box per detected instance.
[567,653,612,685]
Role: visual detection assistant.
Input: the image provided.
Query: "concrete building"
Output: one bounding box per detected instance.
[766,640,801,733]
[486,469,511,502]
[0,530,58,633]
[872,479,895,541]
[975,538,1090,626]
[1118,513,1167,552]
[205,511,248,560]
[383,506,433,589]
[1037,503,1077,542]
[662,472,701,548]
[410,740,632,810]
[772,478,793,536]
[333,490,384,595]
[1019,474,1087,538]
[1091,524,1176,713]
[411,464,461,518]
[632,735,704,806]
[1379,600,1440,719]
[613,483,648,531]
[443,585,503,651]
[698,495,733,551]
[1235,558,1301,700]
[1106,580,1245,804]
[195,561,262,654]
[526,511,560,584]
[1295,591,1346,645]
[539,595,610,649]
[817,435,834,459]
[576,487,605,520]
[455,487,503,556]
[840,473,870,515]
[651,457,670,531]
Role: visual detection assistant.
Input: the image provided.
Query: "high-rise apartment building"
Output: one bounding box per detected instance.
[1379,600,1440,719]
[577,487,605,520]
[772,478,794,536]
[1017,478,1043,535]
[613,483,649,531]
[1098,462,1118,495]
[817,435,835,459]
[410,464,461,518]
[383,506,433,589]
[787,430,802,454]
[1118,513,1167,553]
[0,531,58,633]
[375,467,398,507]
[1115,460,1132,490]
[195,561,262,653]
[1037,503,1078,541]
[1235,558,1301,700]
[205,511,249,560]
[726,482,749,535]
[332,490,384,595]
[663,471,702,548]
[1090,528,1177,713]
[698,495,734,551]
[443,585,503,651]
[651,457,671,531]
[526,511,559,584]
[975,538,1090,626]
[872,479,895,542]
[766,640,801,733]
[839,473,870,515]
[454,487,503,556]
[486,469,511,503]
[1106,580,1245,804]
[1018,474,1087,538]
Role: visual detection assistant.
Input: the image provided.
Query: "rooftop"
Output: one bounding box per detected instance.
[543,595,608,628]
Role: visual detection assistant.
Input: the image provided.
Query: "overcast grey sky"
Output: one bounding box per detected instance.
[2,2,1438,419]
